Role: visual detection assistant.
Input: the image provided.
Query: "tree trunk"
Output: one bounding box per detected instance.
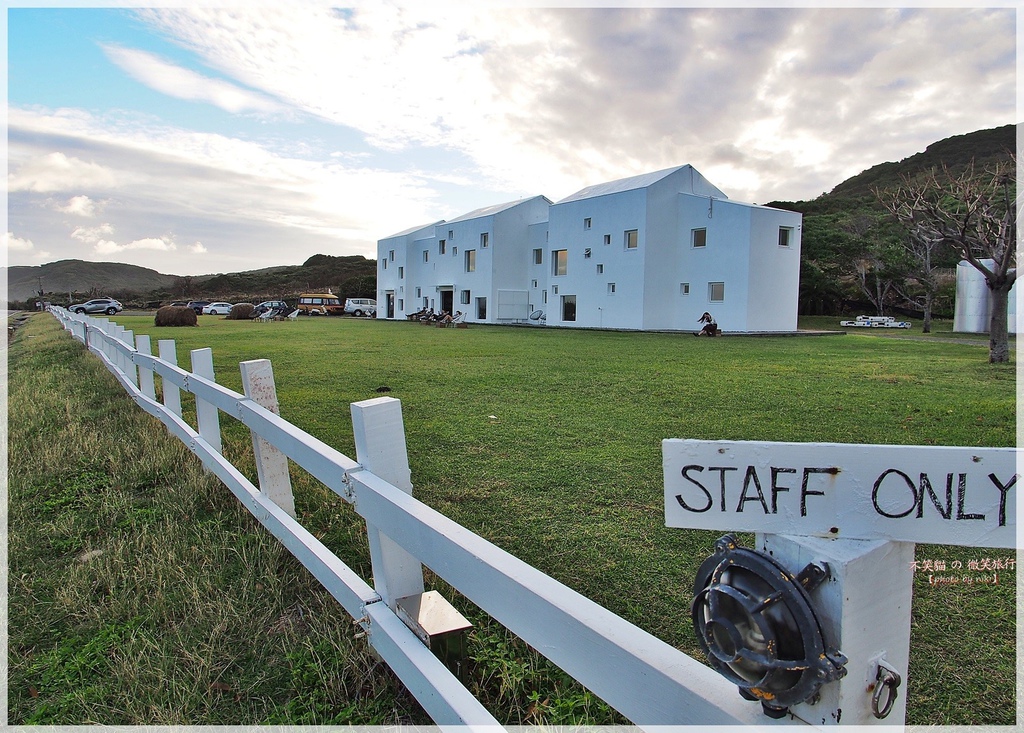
[988,282,1012,363]
[922,291,932,333]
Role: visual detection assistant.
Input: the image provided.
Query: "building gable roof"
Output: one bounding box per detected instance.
[382,220,445,240]
[556,164,725,204]
[445,195,552,225]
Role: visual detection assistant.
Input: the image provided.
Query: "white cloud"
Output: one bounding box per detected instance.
[94,237,177,255]
[58,195,99,217]
[5,232,36,251]
[103,44,286,116]
[7,151,119,193]
[187,241,207,254]
[71,223,115,243]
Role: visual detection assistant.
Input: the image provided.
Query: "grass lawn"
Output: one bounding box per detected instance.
[8,312,1016,725]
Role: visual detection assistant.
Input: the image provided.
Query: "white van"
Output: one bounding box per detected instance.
[344,298,377,317]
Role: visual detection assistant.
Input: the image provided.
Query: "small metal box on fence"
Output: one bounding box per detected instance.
[663,438,1017,725]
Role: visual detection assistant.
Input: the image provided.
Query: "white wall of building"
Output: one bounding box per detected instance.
[377,166,803,333]
[953,260,1018,333]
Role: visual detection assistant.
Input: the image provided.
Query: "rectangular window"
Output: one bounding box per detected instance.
[465,249,476,272]
[692,228,707,248]
[460,289,470,305]
[779,227,793,247]
[709,282,725,302]
[562,294,577,321]
[531,279,538,288]
[596,264,604,274]
[607,283,616,295]
[476,297,487,319]
[625,229,638,249]
[398,266,404,279]
[481,232,489,248]
[584,217,592,230]
[452,246,457,255]
[603,234,611,245]
[552,285,559,295]
[416,287,421,297]
[389,250,395,261]
[584,248,592,259]
[423,250,429,263]
[439,239,446,255]
[398,299,404,310]
[382,259,388,270]
[533,248,543,265]
[553,249,568,276]
[680,282,690,295]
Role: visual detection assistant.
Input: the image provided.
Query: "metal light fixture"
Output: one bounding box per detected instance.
[691,534,848,718]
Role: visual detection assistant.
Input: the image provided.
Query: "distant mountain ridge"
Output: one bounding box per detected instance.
[3,254,378,305]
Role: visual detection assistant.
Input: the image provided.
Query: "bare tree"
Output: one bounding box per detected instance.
[880,159,1016,362]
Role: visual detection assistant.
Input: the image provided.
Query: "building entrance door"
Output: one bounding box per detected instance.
[440,288,454,314]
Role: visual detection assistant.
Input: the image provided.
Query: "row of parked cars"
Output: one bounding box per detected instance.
[66,294,377,318]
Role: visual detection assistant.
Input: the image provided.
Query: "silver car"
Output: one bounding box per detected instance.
[69,298,123,315]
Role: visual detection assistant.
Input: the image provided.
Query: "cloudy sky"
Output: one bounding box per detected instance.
[4,2,1017,277]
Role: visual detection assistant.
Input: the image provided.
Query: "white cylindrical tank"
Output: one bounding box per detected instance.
[953,260,1018,333]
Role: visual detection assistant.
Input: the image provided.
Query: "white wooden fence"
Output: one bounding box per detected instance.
[49,307,781,727]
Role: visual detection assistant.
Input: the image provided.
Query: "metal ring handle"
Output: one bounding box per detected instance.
[871,664,901,719]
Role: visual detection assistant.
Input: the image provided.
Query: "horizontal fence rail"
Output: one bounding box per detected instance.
[47,307,782,727]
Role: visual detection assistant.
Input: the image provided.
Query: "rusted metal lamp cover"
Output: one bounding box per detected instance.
[691,534,848,718]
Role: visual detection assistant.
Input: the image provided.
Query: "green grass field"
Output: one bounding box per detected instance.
[7,312,1017,725]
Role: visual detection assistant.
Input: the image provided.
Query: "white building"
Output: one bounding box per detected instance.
[953,260,1017,333]
[377,165,802,332]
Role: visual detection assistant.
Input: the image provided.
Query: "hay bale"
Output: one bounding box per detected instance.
[155,306,198,327]
[227,303,254,320]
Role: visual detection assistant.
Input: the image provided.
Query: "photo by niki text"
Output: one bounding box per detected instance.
[912,556,1014,586]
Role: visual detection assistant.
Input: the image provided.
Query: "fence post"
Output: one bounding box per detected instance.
[122,329,139,387]
[757,533,914,725]
[240,359,296,518]
[135,334,156,400]
[351,396,424,607]
[191,347,222,453]
[157,339,182,417]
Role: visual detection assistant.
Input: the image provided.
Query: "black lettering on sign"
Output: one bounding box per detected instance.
[771,467,796,514]
[709,466,738,512]
[872,469,918,518]
[917,473,953,519]
[989,473,1017,527]
[955,473,985,521]
[800,467,834,516]
[676,465,712,513]
[736,466,769,514]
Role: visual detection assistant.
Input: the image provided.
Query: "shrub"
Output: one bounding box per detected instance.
[154,306,197,327]
[227,303,254,320]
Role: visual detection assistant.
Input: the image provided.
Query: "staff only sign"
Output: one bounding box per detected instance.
[663,439,1018,548]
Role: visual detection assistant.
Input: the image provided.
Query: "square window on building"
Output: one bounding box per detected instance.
[709,281,725,302]
[584,248,592,258]
[465,249,476,272]
[625,229,638,249]
[448,229,454,239]
[562,294,577,321]
[531,279,538,288]
[552,285,559,295]
[584,217,592,230]
[553,249,568,276]
[461,289,470,304]
[533,248,543,265]
[692,228,707,248]
[779,226,793,247]
[596,263,604,274]
[481,232,489,248]
[680,282,690,295]
[607,283,616,295]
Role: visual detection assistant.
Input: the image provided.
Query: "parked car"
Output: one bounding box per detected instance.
[344,298,377,317]
[297,292,344,315]
[187,300,211,314]
[169,301,188,307]
[202,302,235,315]
[68,298,123,315]
[251,300,289,318]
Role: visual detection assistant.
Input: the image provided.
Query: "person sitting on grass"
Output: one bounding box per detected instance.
[695,311,718,337]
